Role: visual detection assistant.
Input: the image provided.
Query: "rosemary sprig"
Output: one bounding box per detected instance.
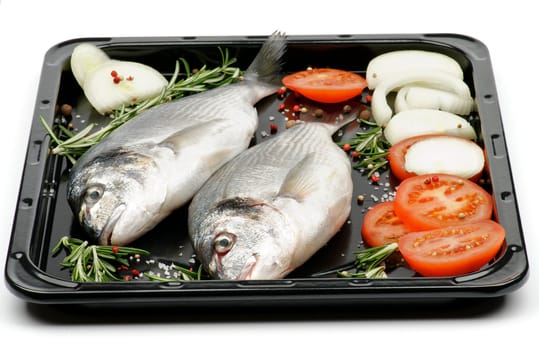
[145,264,207,282]
[339,119,391,177]
[337,242,398,279]
[52,236,150,282]
[42,48,242,164]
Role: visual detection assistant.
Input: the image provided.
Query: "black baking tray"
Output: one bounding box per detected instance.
[5,33,529,306]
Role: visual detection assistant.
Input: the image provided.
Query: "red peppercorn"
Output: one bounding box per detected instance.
[278,103,286,112]
[277,86,286,96]
[269,123,278,133]
[351,151,360,158]
[131,269,140,277]
[342,143,351,152]
[371,174,380,183]
[126,76,134,81]
[292,105,301,113]
[113,76,121,84]
[366,94,372,103]
[123,275,132,281]
[111,246,119,254]
[110,70,118,77]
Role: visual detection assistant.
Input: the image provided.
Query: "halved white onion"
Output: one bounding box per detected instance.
[404,136,484,179]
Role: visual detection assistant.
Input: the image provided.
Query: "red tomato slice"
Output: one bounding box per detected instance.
[394,174,493,231]
[389,135,484,182]
[398,220,506,277]
[282,68,367,103]
[362,201,411,247]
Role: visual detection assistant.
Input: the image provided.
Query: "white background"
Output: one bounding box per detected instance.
[0,0,537,348]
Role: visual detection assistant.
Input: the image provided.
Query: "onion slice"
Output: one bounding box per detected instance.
[366,50,463,90]
[394,85,476,115]
[82,60,167,115]
[71,43,110,87]
[371,70,472,127]
[384,109,476,145]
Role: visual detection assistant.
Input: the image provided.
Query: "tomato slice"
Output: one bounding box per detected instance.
[282,68,367,103]
[394,174,493,230]
[361,201,411,247]
[389,135,484,182]
[398,220,506,277]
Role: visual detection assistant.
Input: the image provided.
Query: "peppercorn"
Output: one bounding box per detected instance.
[357,195,365,205]
[285,120,297,129]
[60,104,73,117]
[359,109,372,121]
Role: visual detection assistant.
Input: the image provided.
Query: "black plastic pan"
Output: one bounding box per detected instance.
[5,34,529,306]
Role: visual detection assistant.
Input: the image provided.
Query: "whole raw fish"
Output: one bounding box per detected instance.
[67,33,286,246]
[188,119,354,280]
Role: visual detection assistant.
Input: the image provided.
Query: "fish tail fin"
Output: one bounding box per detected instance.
[243,31,286,85]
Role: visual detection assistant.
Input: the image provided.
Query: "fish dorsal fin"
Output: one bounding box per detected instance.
[277,152,322,202]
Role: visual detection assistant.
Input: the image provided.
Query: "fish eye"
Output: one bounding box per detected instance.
[213,232,236,255]
[84,186,103,203]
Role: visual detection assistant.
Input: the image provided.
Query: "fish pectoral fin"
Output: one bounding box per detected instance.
[158,119,231,154]
[277,152,327,202]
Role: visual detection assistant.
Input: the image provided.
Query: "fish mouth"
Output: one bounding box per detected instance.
[99,204,126,245]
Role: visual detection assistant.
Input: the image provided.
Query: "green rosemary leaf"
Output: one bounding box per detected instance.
[338,242,398,279]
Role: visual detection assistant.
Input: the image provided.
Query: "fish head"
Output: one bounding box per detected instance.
[193,197,297,280]
[67,150,167,246]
